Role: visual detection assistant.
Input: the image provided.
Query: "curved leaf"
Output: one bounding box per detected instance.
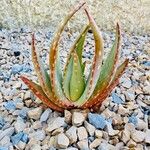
[32,34,72,109]
[63,25,89,99]
[63,24,90,76]
[70,51,85,101]
[63,58,73,99]
[92,23,121,97]
[20,76,63,112]
[82,59,129,110]
[75,8,104,106]
[49,2,86,105]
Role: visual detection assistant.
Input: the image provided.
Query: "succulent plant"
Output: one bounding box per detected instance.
[21,2,129,112]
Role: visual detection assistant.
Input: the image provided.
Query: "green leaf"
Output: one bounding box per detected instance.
[49,2,86,105]
[74,8,104,106]
[82,59,129,110]
[63,58,73,99]
[70,51,85,101]
[20,76,63,112]
[76,25,90,66]
[62,25,89,100]
[31,34,52,97]
[92,23,121,97]
[63,25,90,76]
[32,34,72,108]
[81,61,86,73]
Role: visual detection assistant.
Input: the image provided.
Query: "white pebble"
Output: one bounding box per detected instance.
[40,108,51,122]
[57,133,69,149]
[72,112,85,126]
[77,140,89,150]
[28,107,43,120]
[131,130,145,142]
[77,127,88,141]
[66,126,77,144]
[46,117,65,132]
[84,121,95,136]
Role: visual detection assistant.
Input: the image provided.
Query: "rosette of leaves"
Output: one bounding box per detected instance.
[21,2,128,112]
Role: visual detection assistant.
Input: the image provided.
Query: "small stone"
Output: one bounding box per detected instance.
[17,141,26,149]
[95,130,103,138]
[143,85,150,94]
[4,101,16,110]
[121,77,132,88]
[106,122,119,136]
[121,129,130,143]
[64,110,72,123]
[0,116,5,129]
[14,117,26,132]
[49,147,56,150]
[66,126,77,144]
[40,108,51,122]
[11,64,23,74]
[14,82,22,89]
[16,102,24,109]
[0,147,9,150]
[57,133,69,149]
[0,127,14,141]
[111,93,124,104]
[102,108,116,118]
[84,121,95,136]
[77,127,88,141]
[28,107,42,120]
[127,139,137,147]
[88,113,106,129]
[136,144,144,150]
[48,136,57,147]
[46,117,65,132]
[128,115,138,126]
[112,115,123,125]
[125,91,135,101]
[0,136,11,147]
[103,131,109,141]
[41,145,49,150]
[51,127,63,136]
[124,123,135,132]
[98,142,116,150]
[142,61,150,67]
[30,130,45,141]
[25,99,32,107]
[21,133,28,143]
[136,109,144,119]
[28,138,40,147]
[24,91,31,100]
[72,112,85,126]
[115,142,124,149]
[31,144,42,150]
[11,132,24,145]
[19,107,28,119]
[118,105,129,115]
[32,121,42,129]
[77,140,89,150]
[145,129,150,144]
[90,138,101,149]
[131,130,145,142]
[109,136,119,145]
[136,118,147,130]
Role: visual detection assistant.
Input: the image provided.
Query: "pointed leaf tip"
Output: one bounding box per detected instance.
[82,59,129,110]
[20,76,64,112]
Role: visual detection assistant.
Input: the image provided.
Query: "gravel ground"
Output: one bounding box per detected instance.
[0,27,150,150]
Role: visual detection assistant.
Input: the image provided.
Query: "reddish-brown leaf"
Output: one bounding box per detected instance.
[20,76,63,112]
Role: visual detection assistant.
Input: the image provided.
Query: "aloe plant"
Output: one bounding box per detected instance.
[21,2,129,112]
